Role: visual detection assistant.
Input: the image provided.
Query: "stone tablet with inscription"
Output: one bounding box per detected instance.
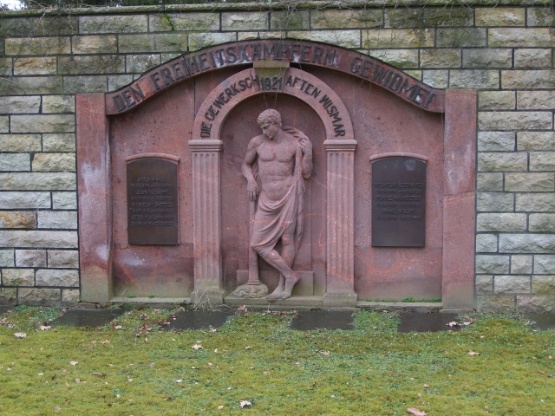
[127,158,178,245]
[372,156,426,247]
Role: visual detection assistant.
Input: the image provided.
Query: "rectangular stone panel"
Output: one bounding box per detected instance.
[372,156,426,247]
[127,157,178,246]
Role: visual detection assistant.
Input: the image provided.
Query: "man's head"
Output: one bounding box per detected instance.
[257,109,282,128]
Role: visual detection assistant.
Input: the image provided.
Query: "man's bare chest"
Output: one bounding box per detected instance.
[257,141,297,163]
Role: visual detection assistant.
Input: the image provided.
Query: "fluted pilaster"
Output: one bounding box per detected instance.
[324,139,357,306]
[189,139,224,303]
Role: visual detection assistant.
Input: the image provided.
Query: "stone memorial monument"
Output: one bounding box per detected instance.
[77,39,476,310]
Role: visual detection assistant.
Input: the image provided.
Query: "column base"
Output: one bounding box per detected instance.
[192,289,225,308]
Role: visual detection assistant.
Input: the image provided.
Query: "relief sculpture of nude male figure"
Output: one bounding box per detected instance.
[241,109,313,300]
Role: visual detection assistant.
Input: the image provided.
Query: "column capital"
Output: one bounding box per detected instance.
[189,139,223,152]
[324,139,357,152]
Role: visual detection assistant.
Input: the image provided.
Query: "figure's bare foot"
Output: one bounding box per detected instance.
[266,276,285,301]
[279,274,300,300]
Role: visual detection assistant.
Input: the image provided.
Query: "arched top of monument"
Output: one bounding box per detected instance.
[105,39,445,116]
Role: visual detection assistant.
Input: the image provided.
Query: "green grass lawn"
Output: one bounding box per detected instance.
[1,307,554,415]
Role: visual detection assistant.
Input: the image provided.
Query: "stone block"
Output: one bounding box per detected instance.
[43,134,76,152]
[13,57,57,76]
[476,192,514,212]
[48,250,79,268]
[58,55,125,75]
[270,11,310,31]
[420,49,461,68]
[0,249,14,267]
[52,192,77,210]
[478,111,552,131]
[62,76,108,94]
[362,29,434,48]
[0,288,16,305]
[475,7,525,27]
[0,211,36,229]
[290,30,361,49]
[502,70,555,89]
[36,269,79,287]
[0,230,78,249]
[477,213,527,232]
[516,295,554,313]
[477,152,527,172]
[437,28,486,47]
[0,76,63,95]
[0,135,42,152]
[527,7,555,27]
[530,152,555,171]
[476,254,510,274]
[463,49,512,68]
[18,288,60,305]
[0,172,76,191]
[62,288,80,304]
[79,15,148,34]
[15,250,46,267]
[221,11,268,31]
[534,255,555,274]
[0,58,11,76]
[477,294,515,312]
[478,92,515,111]
[32,153,75,172]
[478,131,515,151]
[5,37,71,56]
[0,96,41,114]
[1,268,34,286]
[514,49,552,69]
[11,115,75,134]
[449,70,499,89]
[313,9,382,29]
[477,173,503,191]
[529,214,555,233]
[368,49,418,69]
[38,211,78,230]
[516,193,555,212]
[494,275,530,294]
[518,132,555,151]
[499,234,555,254]
[108,75,135,92]
[126,54,161,74]
[422,70,449,89]
[0,154,30,172]
[42,96,75,114]
[0,117,8,133]
[476,275,493,294]
[511,255,533,274]
[476,234,498,253]
[0,192,50,209]
[72,35,118,54]
[188,32,237,52]
[118,33,189,53]
[489,28,554,47]
[0,16,78,37]
[517,91,555,110]
[505,173,554,192]
[385,7,473,28]
[149,13,219,32]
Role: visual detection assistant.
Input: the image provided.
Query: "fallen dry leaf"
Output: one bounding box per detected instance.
[39,326,52,331]
[14,332,26,338]
[69,361,78,366]
[239,400,252,409]
[447,321,459,328]
[407,407,427,416]
[192,342,203,350]
[468,350,479,356]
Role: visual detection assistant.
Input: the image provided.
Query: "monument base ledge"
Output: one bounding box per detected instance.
[323,292,358,308]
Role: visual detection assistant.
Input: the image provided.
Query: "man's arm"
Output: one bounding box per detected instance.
[241,137,260,201]
[299,135,313,179]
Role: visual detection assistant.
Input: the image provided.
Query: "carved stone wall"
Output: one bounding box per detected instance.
[0,2,553,312]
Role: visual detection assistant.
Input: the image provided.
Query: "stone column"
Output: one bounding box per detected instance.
[323,139,358,307]
[188,139,224,306]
